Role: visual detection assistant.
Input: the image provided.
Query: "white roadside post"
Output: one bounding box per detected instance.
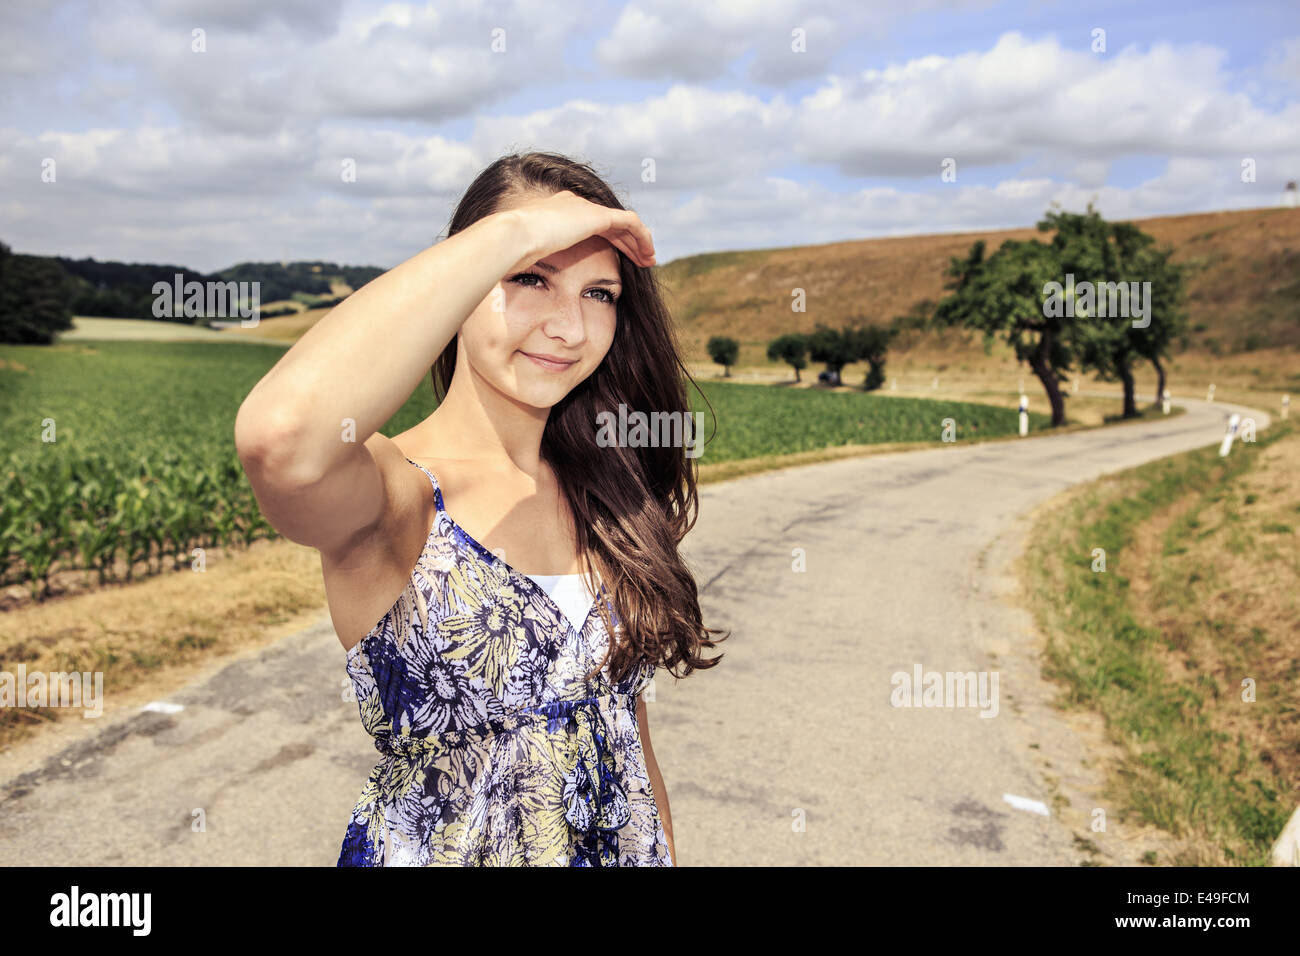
[1272,806,1300,866]
[1162,388,1171,415]
[1207,383,1216,402]
[932,376,938,390]
[891,377,897,391]
[1072,378,1078,394]
[1283,394,1290,420]
[1219,413,1241,457]
[1018,393,1029,437]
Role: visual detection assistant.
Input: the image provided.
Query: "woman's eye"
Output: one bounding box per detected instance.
[509,273,616,305]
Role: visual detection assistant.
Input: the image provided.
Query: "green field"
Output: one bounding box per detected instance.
[1,339,1046,599]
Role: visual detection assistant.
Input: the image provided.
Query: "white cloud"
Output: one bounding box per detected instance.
[0,6,1296,273]
[594,0,983,85]
[791,32,1300,176]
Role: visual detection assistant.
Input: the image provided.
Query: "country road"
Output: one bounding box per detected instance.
[0,393,1273,865]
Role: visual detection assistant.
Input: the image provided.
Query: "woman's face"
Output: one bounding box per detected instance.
[457,224,621,411]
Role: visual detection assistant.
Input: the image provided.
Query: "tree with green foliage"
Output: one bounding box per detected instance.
[934,237,1073,425]
[848,324,896,391]
[888,298,936,340]
[766,333,809,382]
[807,325,855,385]
[706,335,739,377]
[0,241,75,344]
[1039,205,1187,418]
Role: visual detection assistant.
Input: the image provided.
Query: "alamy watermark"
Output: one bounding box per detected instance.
[1,665,103,717]
[1042,274,1151,328]
[49,885,150,935]
[152,273,261,326]
[890,663,999,718]
[595,403,705,458]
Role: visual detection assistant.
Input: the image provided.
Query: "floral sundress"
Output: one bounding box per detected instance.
[337,458,673,866]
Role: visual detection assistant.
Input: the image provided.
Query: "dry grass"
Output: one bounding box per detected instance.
[57,317,257,343]
[0,537,326,753]
[214,306,332,343]
[1126,430,1300,867]
[1019,421,1298,865]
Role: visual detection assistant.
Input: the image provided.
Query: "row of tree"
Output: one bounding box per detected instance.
[706,205,1186,424]
[710,320,900,391]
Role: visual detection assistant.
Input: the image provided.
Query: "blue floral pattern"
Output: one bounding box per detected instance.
[337,458,672,866]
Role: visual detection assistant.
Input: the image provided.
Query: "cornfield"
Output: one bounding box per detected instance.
[1,340,1040,601]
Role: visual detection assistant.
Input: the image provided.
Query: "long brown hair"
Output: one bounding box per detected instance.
[433,150,727,684]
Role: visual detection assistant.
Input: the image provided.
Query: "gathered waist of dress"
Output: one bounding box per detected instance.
[371,690,638,759]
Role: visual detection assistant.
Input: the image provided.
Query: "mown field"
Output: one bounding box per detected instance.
[0,339,1047,603]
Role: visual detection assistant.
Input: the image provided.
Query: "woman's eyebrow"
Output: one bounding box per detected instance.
[531,260,620,286]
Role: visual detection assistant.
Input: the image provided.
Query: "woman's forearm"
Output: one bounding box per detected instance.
[237,210,534,482]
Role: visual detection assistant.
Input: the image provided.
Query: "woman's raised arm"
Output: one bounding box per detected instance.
[232,209,535,553]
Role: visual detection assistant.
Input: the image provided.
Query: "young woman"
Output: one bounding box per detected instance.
[234,151,726,866]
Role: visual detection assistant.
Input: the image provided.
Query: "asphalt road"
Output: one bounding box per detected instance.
[0,393,1272,865]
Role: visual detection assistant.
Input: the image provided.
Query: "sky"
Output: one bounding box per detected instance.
[1,0,1298,273]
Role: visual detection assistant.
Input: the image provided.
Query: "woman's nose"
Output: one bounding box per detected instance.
[542,299,587,341]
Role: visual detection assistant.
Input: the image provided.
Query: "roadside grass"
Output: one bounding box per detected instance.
[1020,419,1298,865]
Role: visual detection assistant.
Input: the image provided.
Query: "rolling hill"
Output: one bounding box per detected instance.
[656,205,1300,360]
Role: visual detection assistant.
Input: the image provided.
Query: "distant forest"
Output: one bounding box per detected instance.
[0,245,387,343]
[54,258,385,320]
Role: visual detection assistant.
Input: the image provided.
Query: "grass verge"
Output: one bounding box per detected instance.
[1019,418,1298,865]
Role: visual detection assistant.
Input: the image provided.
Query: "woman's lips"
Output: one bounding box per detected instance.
[520,351,577,371]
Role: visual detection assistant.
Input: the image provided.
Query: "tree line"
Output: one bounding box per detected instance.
[0,244,385,344]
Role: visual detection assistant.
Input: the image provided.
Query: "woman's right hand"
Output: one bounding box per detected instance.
[503,190,656,272]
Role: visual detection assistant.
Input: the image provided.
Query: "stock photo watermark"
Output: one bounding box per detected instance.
[595,403,705,458]
[49,886,150,935]
[151,274,261,326]
[890,663,999,718]
[1,665,103,718]
[1042,274,1151,328]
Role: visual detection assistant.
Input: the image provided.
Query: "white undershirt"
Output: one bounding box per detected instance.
[523,572,597,631]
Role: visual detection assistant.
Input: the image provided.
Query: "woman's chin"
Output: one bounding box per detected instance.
[509,383,569,410]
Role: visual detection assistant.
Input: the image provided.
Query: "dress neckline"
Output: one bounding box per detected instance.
[404,456,604,640]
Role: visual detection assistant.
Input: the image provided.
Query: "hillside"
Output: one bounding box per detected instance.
[657,206,1300,359]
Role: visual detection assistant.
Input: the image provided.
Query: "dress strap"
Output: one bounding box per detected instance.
[405,456,445,512]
